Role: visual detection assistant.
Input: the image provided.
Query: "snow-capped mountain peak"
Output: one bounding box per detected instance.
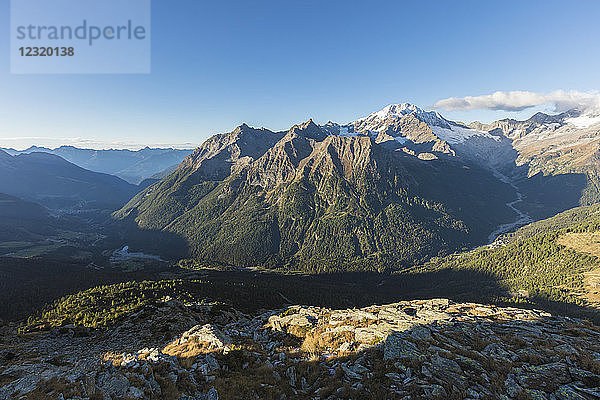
[564,109,600,129]
[363,103,424,120]
[356,103,448,128]
[348,103,500,145]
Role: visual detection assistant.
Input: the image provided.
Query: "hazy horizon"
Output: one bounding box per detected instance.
[0,103,572,151]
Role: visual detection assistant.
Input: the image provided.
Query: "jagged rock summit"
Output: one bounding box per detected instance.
[2,298,600,399]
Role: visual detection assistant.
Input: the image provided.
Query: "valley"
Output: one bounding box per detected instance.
[487,170,533,243]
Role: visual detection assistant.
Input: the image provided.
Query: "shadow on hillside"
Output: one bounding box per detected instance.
[173,268,600,324]
[0,257,167,321]
[516,170,589,221]
[103,219,190,260]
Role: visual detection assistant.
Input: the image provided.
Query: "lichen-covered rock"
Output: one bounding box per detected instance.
[554,385,588,400]
[267,306,319,334]
[504,373,522,398]
[383,332,422,360]
[97,372,130,397]
[177,324,231,349]
[515,362,571,391]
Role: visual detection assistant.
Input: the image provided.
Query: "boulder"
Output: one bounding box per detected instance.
[383,332,422,360]
[97,373,130,398]
[178,324,231,349]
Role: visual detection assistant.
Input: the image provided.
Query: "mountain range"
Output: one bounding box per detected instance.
[115,103,600,270]
[2,102,599,271]
[0,193,58,242]
[0,146,193,184]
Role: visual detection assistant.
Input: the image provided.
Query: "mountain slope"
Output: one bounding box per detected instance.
[115,120,516,270]
[0,146,193,184]
[0,150,139,211]
[419,203,600,311]
[0,193,57,242]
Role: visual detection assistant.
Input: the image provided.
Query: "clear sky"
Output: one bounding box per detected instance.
[1,0,600,150]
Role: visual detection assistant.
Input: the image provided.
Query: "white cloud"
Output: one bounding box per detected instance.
[433,90,600,113]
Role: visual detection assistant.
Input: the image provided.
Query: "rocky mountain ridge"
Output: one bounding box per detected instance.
[115,114,516,269]
[112,101,600,268]
[465,109,600,176]
[156,102,600,197]
[2,298,600,399]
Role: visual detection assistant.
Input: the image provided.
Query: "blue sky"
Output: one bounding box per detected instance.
[1,0,600,150]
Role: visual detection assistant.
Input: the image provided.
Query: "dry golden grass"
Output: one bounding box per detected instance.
[162,339,213,359]
[558,232,600,257]
[286,323,312,338]
[101,351,124,367]
[584,269,600,304]
[300,328,355,356]
[556,232,600,305]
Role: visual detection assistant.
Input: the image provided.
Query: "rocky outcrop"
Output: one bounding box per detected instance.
[175,324,231,349]
[2,298,600,399]
[180,124,285,180]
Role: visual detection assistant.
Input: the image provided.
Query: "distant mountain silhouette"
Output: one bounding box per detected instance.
[0,146,193,184]
[0,150,139,211]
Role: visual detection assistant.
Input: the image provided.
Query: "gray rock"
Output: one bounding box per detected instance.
[554,385,587,400]
[126,386,145,399]
[429,353,462,375]
[341,363,362,380]
[568,366,600,385]
[205,354,220,371]
[177,324,231,349]
[385,372,403,381]
[354,326,388,344]
[482,343,515,360]
[268,308,318,332]
[191,387,219,400]
[97,373,129,397]
[0,375,41,399]
[515,363,571,391]
[415,309,451,323]
[286,366,297,387]
[504,373,522,398]
[524,388,549,399]
[453,354,484,373]
[410,325,432,341]
[383,332,422,360]
[554,343,579,356]
[207,387,219,400]
[424,384,447,399]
